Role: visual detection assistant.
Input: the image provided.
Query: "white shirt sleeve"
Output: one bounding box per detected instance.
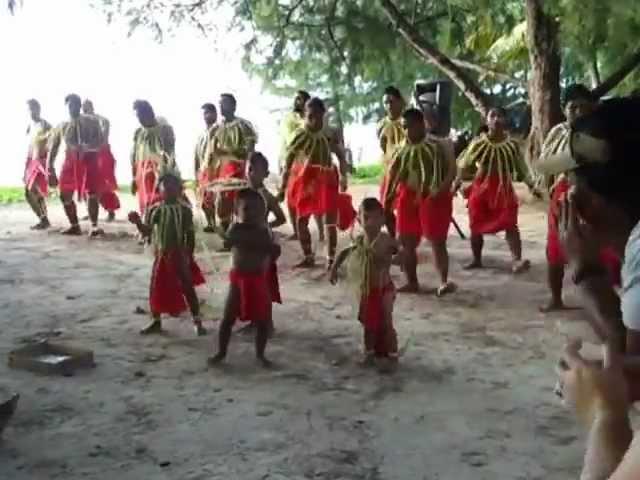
[621,223,640,331]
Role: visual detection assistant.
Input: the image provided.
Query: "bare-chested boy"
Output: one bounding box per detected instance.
[330,198,399,370]
[128,167,207,336]
[247,151,285,307]
[208,188,281,367]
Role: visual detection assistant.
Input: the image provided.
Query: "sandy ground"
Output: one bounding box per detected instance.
[0,185,635,480]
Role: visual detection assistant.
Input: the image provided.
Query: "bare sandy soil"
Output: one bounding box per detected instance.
[0,185,634,480]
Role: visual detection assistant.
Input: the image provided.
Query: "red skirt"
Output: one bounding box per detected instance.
[419,190,453,242]
[198,168,217,209]
[467,174,518,235]
[24,153,48,196]
[546,178,570,266]
[216,160,245,203]
[149,250,206,316]
[600,247,622,288]
[288,163,339,218]
[229,268,272,322]
[59,150,103,200]
[394,182,422,238]
[98,144,120,211]
[359,282,397,357]
[337,192,357,231]
[135,158,161,214]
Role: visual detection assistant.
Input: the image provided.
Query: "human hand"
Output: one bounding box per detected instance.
[131,181,138,195]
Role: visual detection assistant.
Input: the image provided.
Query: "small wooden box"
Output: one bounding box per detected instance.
[8,341,95,376]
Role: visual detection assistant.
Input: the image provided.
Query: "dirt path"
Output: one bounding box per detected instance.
[0,187,621,479]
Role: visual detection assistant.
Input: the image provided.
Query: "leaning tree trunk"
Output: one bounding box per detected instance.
[379,0,491,117]
[525,0,563,172]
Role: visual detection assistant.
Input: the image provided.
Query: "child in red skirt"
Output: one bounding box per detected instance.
[208,188,281,368]
[128,168,207,336]
[330,198,400,371]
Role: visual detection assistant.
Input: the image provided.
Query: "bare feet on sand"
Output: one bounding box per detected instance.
[61,225,82,236]
[257,356,273,369]
[464,260,483,270]
[294,256,315,269]
[193,322,207,336]
[512,259,531,275]
[207,353,225,366]
[538,300,580,313]
[89,227,105,238]
[140,320,162,335]
[436,282,457,297]
[397,283,419,293]
[30,218,50,230]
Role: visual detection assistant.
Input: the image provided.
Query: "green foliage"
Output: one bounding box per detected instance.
[89,0,640,129]
[0,187,25,204]
[351,163,383,184]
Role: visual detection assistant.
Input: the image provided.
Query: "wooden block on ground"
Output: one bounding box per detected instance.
[8,341,95,376]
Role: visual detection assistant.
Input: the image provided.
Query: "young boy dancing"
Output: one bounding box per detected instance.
[330,198,400,370]
[247,151,285,311]
[128,167,207,336]
[208,188,281,367]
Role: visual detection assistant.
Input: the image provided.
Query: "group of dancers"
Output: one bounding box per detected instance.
[20,83,623,369]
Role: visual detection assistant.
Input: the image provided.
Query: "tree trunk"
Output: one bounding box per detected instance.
[525,0,562,171]
[378,0,491,116]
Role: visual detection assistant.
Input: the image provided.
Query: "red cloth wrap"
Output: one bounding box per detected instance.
[337,193,357,231]
[419,190,453,242]
[24,152,48,196]
[546,178,570,266]
[359,282,397,357]
[59,150,103,200]
[229,268,272,322]
[546,178,622,286]
[394,182,422,238]
[135,158,162,214]
[268,261,282,304]
[198,168,216,209]
[149,249,206,316]
[98,144,120,211]
[600,247,622,288]
[288,163,339,218]
[467,174,518,235]
[216,160,245,202]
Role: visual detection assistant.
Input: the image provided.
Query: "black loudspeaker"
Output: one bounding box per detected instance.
[414,80,453,136]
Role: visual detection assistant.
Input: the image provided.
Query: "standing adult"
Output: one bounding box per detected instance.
[537,96,640,401]
[211,93,257,234]
[24,99,52,230]
[194,103,218,232]
[48,94,105,236]
[455,107,539,273]
[377,86,406,238]
[279,97,349,268]
[82,99,120,222]
[130,100,176,215]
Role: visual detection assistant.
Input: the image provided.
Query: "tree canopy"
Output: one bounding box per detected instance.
[9,0,640,133]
